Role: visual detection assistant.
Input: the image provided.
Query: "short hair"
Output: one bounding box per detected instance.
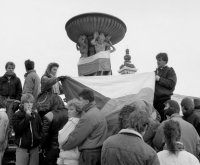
[21,93,34,104]
[164,100,180,116]
[25,59,35,70]
[67,98,82,115]
[156,53,168,64]
[5,61,15,69]
[194,98,200,109]
[78,89,95,102]
[0,96,7,108]
[163,120,181,155]
[128,110,150,134]
[119,105,136,129]
[181,97,194,111]
[43,62,59,77]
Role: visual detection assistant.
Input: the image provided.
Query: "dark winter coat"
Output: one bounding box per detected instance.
[12,110,42,149]
[41,95,68,150]
[183,109,200,136]
[154,66,177,101]
[0,73,22,101]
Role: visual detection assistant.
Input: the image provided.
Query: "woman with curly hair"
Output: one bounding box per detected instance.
[37,62,67,120]
[57,98,82,165]
[157,120,199,165]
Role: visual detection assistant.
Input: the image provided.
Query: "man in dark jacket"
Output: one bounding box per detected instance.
[153,53,177,122]
[12,93,42,165]
[41,95,68,165]
[181,97,200,136]
[0,62,22,134]
[102,109,160,165]
[23,60,41,110]
[62,89,107,165]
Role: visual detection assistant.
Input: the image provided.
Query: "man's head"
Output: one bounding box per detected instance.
[181,97,194,114]
[25,59,35,71]
[118,105,137,129]
[164,100,180,117]
[194,98,200,109]
[156,53,168,68]
[128,110,150,136]
[78,89,95,109]
[0,96,7,109]
[5,61,15,74]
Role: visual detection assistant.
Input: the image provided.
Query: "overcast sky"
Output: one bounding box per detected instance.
[0,0,200,97]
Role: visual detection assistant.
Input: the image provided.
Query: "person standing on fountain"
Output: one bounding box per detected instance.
[76,35,88,58]
[91,32,110,53]
[153,53,177,122]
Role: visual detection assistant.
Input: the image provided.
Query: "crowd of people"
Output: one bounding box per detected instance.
[0,53,200,165]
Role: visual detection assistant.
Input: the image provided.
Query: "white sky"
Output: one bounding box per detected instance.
[0,0,200,97]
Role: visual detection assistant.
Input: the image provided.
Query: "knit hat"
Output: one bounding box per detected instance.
[164,100,180,116]
[181,97,194,110]
[194,98,200,109]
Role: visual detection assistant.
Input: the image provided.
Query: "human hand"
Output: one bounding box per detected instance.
[155,75,160,81]
[57,76,69,81]
[93,31,99,39]
[12,102,20,112]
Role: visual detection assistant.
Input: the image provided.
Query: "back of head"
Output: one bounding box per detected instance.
[78,89,94,102]
[181,97,194,111]
[156,53,168,64]
[165,100,180,116]
[163,120,181,155]
[128,110,150,134]
[119,105,136,129]
[25,59,35,71]
[49,94,65,112]
[194,98,200,109]
[0,96,7,109]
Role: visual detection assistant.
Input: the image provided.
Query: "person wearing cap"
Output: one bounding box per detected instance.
[181,97,200,136]
[153,53,177,122]
[153,100,200,158]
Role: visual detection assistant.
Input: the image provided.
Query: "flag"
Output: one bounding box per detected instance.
[78,50,111,76]
[62,72,155,136]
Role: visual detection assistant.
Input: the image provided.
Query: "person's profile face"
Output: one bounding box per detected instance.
[157,58,166,68]
[6,65,15,73]
[68,105,78,118]
[50,66,58,76]
[79,97,89,109]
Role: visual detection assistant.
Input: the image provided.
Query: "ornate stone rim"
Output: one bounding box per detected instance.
[65,12,127,45]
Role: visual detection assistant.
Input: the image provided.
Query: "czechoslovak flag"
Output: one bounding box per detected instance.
[62,72,155,136]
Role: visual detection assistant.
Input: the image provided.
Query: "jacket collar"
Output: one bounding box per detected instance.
[0,108,6,112]
[169,113,183,119]
[82,101,96,113]
[119,128,143,140]
[24,70,36,77]
[3,73,16,79]
[183,109,194,119]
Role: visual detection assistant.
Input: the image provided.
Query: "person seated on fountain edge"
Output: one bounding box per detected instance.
[91,32,114,54]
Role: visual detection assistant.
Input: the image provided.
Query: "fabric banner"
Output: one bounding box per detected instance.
[62,72,155,136]
[78,51,111,76]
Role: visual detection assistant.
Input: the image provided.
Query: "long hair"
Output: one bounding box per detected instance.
[43,62,59,78]
[163,120,181,155]
[48,94,66,112]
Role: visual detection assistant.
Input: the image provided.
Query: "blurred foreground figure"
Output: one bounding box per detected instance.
[157,120,199,165]
[0,96,9,165]
[102,109,160,165]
